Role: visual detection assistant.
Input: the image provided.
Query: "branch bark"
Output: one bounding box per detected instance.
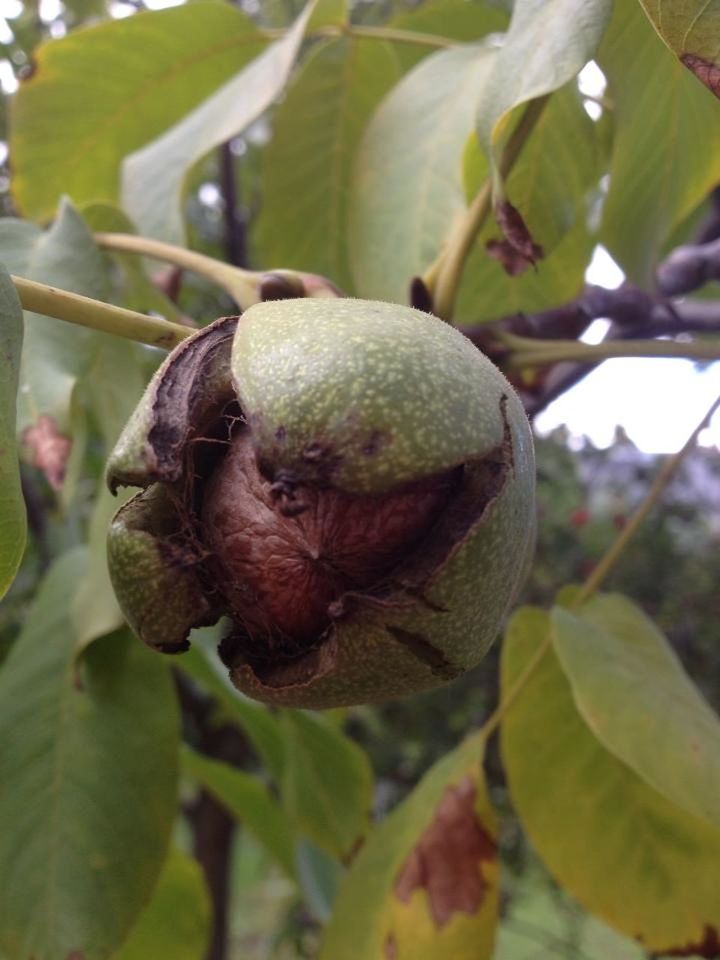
[460,282,720,418]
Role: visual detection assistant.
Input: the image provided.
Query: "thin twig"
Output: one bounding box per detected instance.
[13,275,191,349]
[95,232,260,306]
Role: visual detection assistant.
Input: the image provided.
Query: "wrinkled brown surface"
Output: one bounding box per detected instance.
[201,430,452,645]
[394,777,496,927]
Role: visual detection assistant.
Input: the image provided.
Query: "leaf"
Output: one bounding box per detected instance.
[15,198,110,436]
[255,37,401,293]
[319,732,498,960]
[112,849,211,960]
[9,2,267,220]
[598,0,720,285]
[123,2,316,243]
[307,0,347,30]
[552,594,720,834]
[178,643,286,784]
[0,549,180,960]
[501,606,720,956]
[181,746,296,878]
[455,211,594,324]
[475,0,612,190]
[296,840,343,921]
[0,265,26,600]
[637,0,720,98]
[464,84,598,256]
[349,43,495,302]
[389,0,508,72]
[80,202,186,323]
[280,710,373,862]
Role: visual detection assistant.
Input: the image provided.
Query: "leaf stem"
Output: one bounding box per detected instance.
[502,334,720,367]
[265,23,455,49]
[575,390,720,604]
[12,275,192,350]
[95,232,261,307]
[430,95,550,322]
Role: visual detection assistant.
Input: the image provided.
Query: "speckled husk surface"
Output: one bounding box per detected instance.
[106,299,536,709]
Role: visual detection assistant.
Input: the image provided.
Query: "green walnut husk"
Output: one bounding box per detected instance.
[106,299,535,709]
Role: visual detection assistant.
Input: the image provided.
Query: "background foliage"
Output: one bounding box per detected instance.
[1,0,720,958]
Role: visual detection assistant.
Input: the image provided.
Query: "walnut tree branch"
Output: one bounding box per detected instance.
[460,283,720,417]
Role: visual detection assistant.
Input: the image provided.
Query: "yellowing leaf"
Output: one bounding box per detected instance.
[320,732,498,960]
[10,2,266,220]
[502,606,720,956]
[123,2,315,243]
[552,594,720,834]
[112,850,211,960]
[638,0,720,98]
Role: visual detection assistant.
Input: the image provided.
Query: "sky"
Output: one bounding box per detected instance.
[535,247,720,454]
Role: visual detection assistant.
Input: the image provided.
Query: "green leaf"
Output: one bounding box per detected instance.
[15,198,110,436]
[296,840,343,921]
[123,2,316,243]
[181,746,296,878]
[455,211,594,323]
[598,0,720,285]
[389,0,508,71]
[10,2,266,220]
[552,594,720,833]
[464,83,598,262]
[475,0,611,187]
[280,710,373,861]
[320,732,498,960]
[0,218,42,274]
[350,43,495,301]
[637,0,720,99]
[80,202,186,323]
[0,265,26,600]
[307,0,347,30]
[178,643,286,784]
[501,606,720,956]
[112,849,211,960]
[0,549,180,960]
[255,37,400,293]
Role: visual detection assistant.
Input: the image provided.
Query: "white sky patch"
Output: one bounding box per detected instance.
[0,18,12,43]
[144,0,184,8]
[578,60,607,120]
[535,245,720,452]
[535,359,720,452]
[39,0,63,22]
[0,0,22,17]
[198,182,222,207]
[0,58,18,93]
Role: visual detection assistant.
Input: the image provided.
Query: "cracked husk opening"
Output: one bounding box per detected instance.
[196,415,511,693]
